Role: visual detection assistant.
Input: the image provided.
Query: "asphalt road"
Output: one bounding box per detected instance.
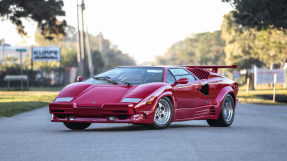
[0,104,287,161]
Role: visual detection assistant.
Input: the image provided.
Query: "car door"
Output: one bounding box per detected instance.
[168,68,202,109]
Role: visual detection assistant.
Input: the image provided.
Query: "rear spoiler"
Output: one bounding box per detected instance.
[181,65,237,73]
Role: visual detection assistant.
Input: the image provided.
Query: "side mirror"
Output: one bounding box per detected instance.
[77,76,83,82]
[177,78,188,84]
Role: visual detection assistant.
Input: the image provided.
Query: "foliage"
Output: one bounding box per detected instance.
[223,0,287,30]
[34,26,135,74]
[254,27,287,69]
[0,0,66,40]
[103,49,135,69]
[221,13,264,70]
[92,50,105,74]
[154,31,225,66]
[221,12,287,69]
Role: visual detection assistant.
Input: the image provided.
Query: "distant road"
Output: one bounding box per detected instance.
[0,104,287,161]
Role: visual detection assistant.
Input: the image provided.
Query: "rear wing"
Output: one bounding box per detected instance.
[182,65,237,73]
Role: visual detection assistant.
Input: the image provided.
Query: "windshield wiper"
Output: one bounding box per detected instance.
[94,76,132,86]
[94,76,118,85]
[117,80,132,86]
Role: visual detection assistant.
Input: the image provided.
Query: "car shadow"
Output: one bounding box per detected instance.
[59,123,209,133]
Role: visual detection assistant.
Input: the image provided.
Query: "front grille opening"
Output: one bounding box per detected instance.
[51,110,65,113]
[55,114,67,118]
[113,110,128,114]
[118,115,129,120]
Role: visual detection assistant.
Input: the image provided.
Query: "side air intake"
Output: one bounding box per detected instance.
[200,84,209,95]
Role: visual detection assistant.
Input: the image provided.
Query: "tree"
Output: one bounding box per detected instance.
[223,0,287,30]
[221,13,264,70]
[34,27,135,73]
[154,31,226,66]
[221,12,287,69]
[102,49,135,69]
[195,31,226,65]
[254,27,287,69]
[0,0,66,40]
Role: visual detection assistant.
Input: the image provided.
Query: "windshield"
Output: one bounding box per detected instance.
[84,67,164,85]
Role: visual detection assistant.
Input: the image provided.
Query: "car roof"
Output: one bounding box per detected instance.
[116,66,185,69]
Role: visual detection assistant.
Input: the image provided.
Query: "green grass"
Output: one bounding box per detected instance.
[0,86,63,91]
[238,87,287,105]
[0,90,59,117]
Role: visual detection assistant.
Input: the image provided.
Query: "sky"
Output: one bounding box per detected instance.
[0,0,233,64]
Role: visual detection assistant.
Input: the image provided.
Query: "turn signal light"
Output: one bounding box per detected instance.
[146,101,153,105]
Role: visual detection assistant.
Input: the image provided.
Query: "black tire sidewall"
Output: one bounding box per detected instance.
[63,122,91,130]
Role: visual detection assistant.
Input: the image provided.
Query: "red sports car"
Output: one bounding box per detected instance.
[49,65,238,130]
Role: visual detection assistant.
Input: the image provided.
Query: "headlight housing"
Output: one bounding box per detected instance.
[54,97,73,103]
[121,98,142,103]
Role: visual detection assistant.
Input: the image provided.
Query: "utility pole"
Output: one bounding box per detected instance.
[1,39,4,61]
[16,48,27,90]
[79,0,86,77]
[85,27,94,77]
[98,32,103,52]
[76,0,83,76]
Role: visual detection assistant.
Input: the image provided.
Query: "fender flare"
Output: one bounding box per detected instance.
[213,86,236,118]
[154,91,177,122]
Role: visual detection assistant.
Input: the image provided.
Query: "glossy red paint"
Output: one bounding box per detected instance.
[177,78,188,84]
[49,66,238,125]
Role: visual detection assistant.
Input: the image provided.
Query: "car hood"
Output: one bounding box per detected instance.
[56,82,167,106]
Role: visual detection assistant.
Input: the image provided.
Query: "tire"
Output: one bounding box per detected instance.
[207,94,235,127]
[150,97,174,129]
[63,122,91,130]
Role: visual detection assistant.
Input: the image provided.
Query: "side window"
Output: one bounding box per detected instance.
[166,71,176,84]
[169,69,189,75]
[169,68,196,82]
[186,75,196,82]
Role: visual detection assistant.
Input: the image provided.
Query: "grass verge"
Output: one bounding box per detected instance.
[238,88,287,105]
[0,90,59,117]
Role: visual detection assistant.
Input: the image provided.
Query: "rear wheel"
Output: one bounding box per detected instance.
[150,97,173,129]
[63,122,91,130]
[207,94,235,127]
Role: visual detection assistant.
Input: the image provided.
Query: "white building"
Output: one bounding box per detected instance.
[0,44,31,64]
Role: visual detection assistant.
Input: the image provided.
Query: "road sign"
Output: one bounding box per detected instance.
[254,66,286,88]
[15,48,27,90]
[16,48,27,52]
[32,47,61,61]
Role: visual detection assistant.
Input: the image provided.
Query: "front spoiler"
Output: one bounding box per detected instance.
[51,114,150,123]
[49,103,154,124]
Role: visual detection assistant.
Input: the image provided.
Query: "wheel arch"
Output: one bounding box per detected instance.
[213,86,236,119]
[156,92,176,122]
[214,86,236,107]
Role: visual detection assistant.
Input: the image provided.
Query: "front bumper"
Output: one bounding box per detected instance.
[49,103,153,124]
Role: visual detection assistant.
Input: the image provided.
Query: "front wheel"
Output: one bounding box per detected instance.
[207,94,235,127]
[63,122,91,130]
[150,97,174,129]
